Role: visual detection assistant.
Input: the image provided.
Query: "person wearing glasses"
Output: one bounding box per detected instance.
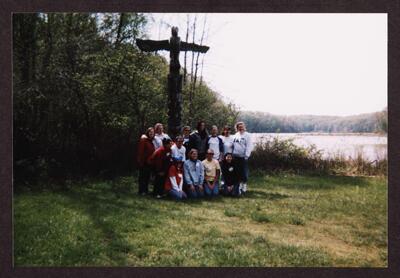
[202,149,221,197]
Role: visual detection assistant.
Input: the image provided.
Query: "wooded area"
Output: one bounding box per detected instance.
[239,109,388,133]
[13,13,238,183]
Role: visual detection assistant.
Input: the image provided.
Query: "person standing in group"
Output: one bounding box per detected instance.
[232,122,254,195]
[182,126,191,151]
[137,127,156,195]
[164,157,187,201]
[202,149,221,197]
[220,153,240,197]
[183,149,205,198]
[171,135,186,161]
[149,138,173,199]
[206,125,224,161]
[188,121,208,161]
[153,123,171,150]
[219,125,234,155]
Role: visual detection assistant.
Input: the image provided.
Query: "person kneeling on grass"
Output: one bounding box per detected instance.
[164,157,187,201]
[221,153,240,197]
[183,149,205,198]
[202,149,221,197]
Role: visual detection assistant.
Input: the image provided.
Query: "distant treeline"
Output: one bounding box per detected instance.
[238,109,387,133]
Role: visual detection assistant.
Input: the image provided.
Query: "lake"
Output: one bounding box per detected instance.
[252,133,387,161]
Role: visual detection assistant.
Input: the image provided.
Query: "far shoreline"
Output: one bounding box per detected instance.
[251,132,387,137]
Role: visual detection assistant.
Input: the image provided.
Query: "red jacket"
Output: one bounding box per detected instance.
[137,136,155,167]
[149,145,172,173]
[164,165,183,191]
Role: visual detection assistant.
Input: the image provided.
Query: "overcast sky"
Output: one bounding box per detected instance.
[145,13,387,116]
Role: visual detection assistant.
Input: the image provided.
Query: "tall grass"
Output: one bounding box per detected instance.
[249,136,387,176]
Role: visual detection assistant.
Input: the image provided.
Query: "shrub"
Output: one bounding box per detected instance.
[249,136,387,176]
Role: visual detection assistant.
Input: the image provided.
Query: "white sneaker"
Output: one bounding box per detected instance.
[242,183,247,193]
[156,194,162,199]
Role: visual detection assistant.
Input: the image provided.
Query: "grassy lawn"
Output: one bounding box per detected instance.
[14,173,387,267]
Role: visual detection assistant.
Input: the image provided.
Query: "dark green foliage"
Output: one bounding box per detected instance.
[13,13,238,184]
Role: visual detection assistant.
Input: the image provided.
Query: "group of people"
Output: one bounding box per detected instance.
[137,121,253,200]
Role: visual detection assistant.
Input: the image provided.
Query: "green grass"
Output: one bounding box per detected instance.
[14,173,387,267]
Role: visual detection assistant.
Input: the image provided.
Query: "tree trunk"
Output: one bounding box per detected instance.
[115,13,125,48]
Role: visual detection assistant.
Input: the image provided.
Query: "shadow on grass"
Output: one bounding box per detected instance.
[60,186,168,265]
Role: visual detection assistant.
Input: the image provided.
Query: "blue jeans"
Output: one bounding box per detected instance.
[234,157,249,183]
[186,185,205,198]
[168,189,188,200]
[204,180,219,196]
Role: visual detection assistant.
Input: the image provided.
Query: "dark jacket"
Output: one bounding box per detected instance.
[137,135,155,168]
[221,160,240,186]
[188,130,208,154]
[206,135,224,155]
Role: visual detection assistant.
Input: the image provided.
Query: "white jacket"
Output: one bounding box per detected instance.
[232,131,253,159]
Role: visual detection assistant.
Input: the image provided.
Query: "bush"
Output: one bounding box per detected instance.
[249,136,387,176]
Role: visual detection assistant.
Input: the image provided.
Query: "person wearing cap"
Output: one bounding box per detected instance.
[164,156,187,200]
[137,127,156,195]
[183,149,205,198]
[171,135,186,162]
[149,137,173,198]
[202,148,221,197]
